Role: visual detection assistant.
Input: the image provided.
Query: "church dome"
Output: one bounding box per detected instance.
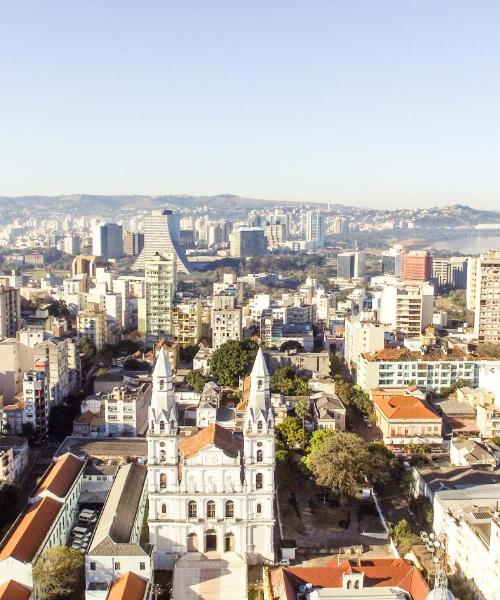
[426,589,456,600]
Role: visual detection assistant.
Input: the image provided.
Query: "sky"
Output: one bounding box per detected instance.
[1,1,500,209]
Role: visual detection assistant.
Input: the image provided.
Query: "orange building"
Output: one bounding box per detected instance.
[402,250,432,281]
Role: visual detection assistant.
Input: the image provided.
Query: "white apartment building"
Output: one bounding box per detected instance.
[22,370,49,436]
[138,251,177,346]
[432,485,500,600]
[77,305,107,350]
[33,338,72,406]
[0,437,29,484]
[211,306,242,350]
[356,347,499,392]
[377,281,434,338]
[103,383,151,436]
[473,250,500,343]
[344,316,389,374]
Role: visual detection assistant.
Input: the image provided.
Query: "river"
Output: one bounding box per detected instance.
[427,233,500,255]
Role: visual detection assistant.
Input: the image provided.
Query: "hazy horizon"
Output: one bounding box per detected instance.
[1,1,500,209]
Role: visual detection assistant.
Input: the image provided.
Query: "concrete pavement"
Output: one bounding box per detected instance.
[172,552,247,600]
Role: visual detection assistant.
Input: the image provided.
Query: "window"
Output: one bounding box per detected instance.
[256,473,263,489]
[140,562,145,571]
[160,473,167,489]
[225,500,234,518]
[257,421,263,431]
[114,562,121,570]
[160,421,165,433]
[256,450,263,463]
[256,503,262,514]
[159,450,166,462]
[161,503,167,514]
[90,562,96,571]
[207,500,216,518]
[188,500,197,518]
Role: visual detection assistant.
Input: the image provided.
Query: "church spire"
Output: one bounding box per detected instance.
[245,348,273,431]
[150,346,177,425]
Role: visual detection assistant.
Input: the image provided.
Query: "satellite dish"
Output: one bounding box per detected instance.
[432,556,439,563]
[434,540,441,548]
[429,533,435,539]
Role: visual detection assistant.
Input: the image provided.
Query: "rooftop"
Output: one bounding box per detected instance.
[0,580,31,600]
[374,395,441,421]
[55,436,147,459]
[362,347,497,363]
[37,452,85,499]
[106,571,148,600]
[179,423,243,459]
[0,496,61,563]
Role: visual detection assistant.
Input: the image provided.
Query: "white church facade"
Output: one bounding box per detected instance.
[147,347,275,569]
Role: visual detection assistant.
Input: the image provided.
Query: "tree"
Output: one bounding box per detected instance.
[47,299,71,322]
[329,354,342,377]
[389,519,420,555]
[271,367,309,396]
[280,340,304,352]
[0,483,21,530]
[275,416,310,450]
[33,546,84,600]
[210,339,259,387]
[123,357,151,371]
[186,369,206,393]
[79,336,96,359]
[295,398,310,424]
[305,430,371,503]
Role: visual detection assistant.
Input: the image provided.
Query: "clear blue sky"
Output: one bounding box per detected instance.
[1,1,499,209]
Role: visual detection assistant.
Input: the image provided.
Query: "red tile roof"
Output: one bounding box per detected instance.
[374,395,441,421]
[0,580,31,600]
[0,496,61,563]
[37,452,84,498]
[236,375,251,411]
[179,424,242,459]
[270,559,429,600]
[107,571,148,600]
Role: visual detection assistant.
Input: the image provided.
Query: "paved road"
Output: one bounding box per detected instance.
[172,553,247,600]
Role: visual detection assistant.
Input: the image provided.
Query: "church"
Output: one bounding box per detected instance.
[147,346,276,569]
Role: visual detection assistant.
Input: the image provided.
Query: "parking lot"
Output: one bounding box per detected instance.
[68,506,100,554]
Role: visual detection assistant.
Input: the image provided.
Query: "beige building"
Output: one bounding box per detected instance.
[372,389,442,447]
[377,281,434,338]
[229,227,267,259]
[33,338,72,406]
[0,285,21,340]
[171,299,202,347]
[473,250,500,343]
[211,306,242,350]
[344,316,389,374]
[77,304,107,350]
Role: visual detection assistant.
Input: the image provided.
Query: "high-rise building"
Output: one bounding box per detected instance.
[139,252,177,346]
[401,250,432,281]
[229,227,267,259]
[211,305,242,349]
[301,210,324,245]
[381,245,403,277]
[92,223,124,260]
[378,281,434,337]
[170,299,202,347]
[473,250,500,343]
[63,234,81,255]
[124,231,144,256]
[22,370,49,436]
[77,303,107,350]
[135,210,191,274]
[0,285,21,340]
[337,251,364,280]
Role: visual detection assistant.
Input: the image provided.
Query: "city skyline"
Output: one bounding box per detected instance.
[1,1,500,209]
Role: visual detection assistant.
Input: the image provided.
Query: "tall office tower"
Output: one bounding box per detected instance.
[466,256,478,325]
[134,210,191,274]
[124,231,145,256]
[139,252,177,346]
[63,234,81,256]
[229,227,267,259]
[431,257,467,289]
[378,281,434,337]
[401,250,432,281]
[301,210,325,245]
[0,285,21,340]
[92,223,124,260]
[337,251,364,280]
[474,251,500,343]
[331,216,347,234]
[381,245,403,277]
[264,223,286,248]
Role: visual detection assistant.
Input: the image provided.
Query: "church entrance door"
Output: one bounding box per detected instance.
[224,532,235,552]
[187,533,198,552]
[205,530,217,551]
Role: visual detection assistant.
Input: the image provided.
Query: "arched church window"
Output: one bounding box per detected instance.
[256,503,262,514]
[354,581,360,590]
[160,473,167,489]
[188,500,197,518]
[160,379,164,390]
[207,500,216,518]
[258,379,263,390]
[257,421,263,432]
[161,503,167,514]
[159,450,166,462]
[256,473,263,489]
[160,421,165,433]
[256,450,263,463]
[225,500,234,518]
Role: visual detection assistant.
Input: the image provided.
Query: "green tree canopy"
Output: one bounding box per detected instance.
[186,369,206,393]
[0,483,21,531]
[275,416,310,450]
[271,366,309,396]
[304,430,371,502]
[79,335,96,359]
[33,546,84,600]
[210,339,259,387]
